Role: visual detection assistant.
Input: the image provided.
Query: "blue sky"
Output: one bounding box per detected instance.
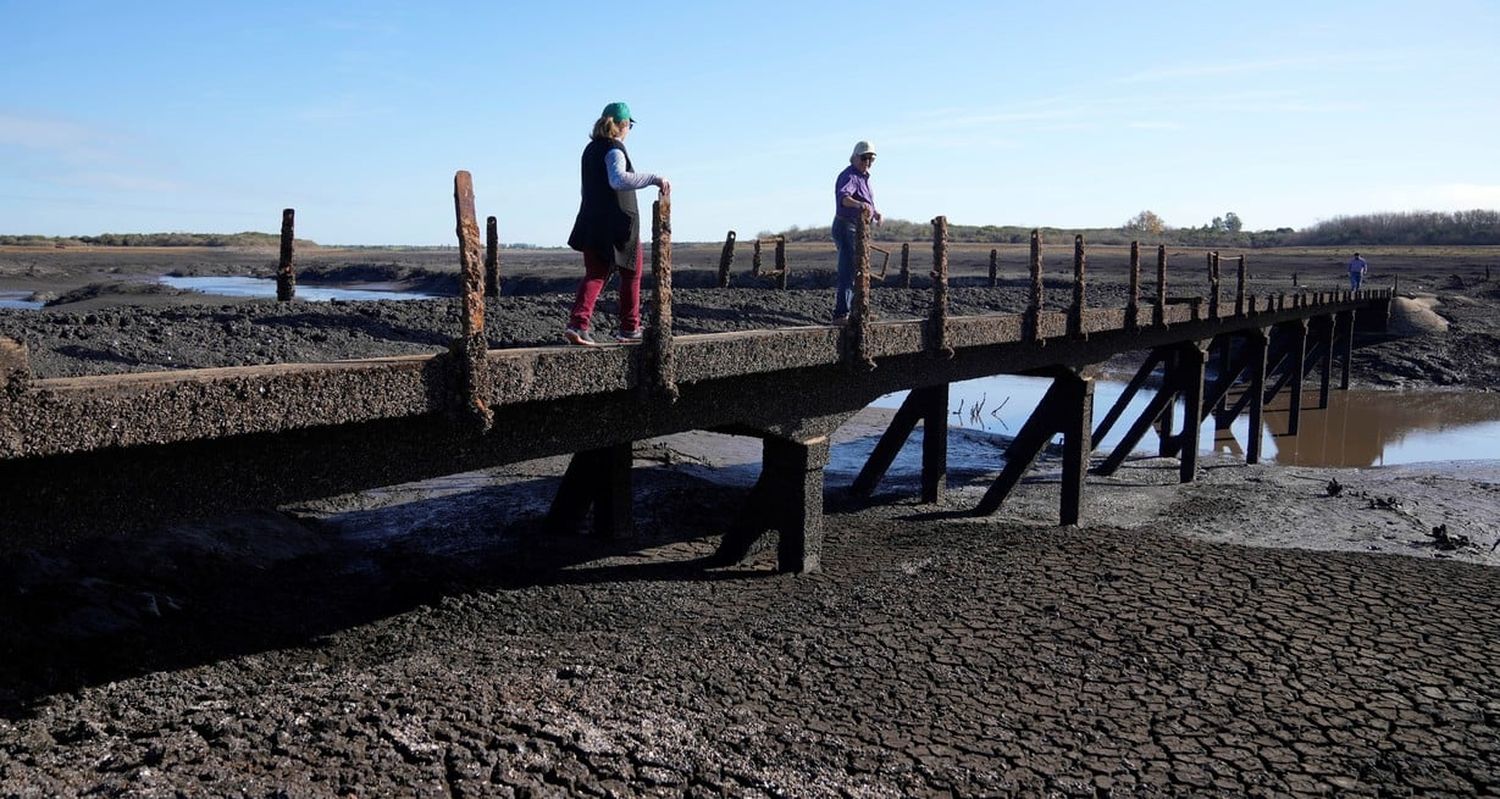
[2,1,1497,245]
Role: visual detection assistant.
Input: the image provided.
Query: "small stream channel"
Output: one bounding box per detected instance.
[158,276,440,302]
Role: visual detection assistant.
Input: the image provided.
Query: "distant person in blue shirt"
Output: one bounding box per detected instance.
[1348,252,1368,291]
[831,141,881,324]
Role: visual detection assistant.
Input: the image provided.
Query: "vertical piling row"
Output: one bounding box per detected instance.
[847,209,876,371]
[645,199,679,402]
[277,208,296,302]
[988,248,999,288]
[929,216,952,358]
[484,216,501,297]
[900,242,911,288]
[1069,235,1087,338]
[717,230,736,288]
[452,171,493,432]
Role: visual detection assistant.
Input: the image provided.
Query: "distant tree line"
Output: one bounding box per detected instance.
[769,208,1500,248]
[0,232,317,248]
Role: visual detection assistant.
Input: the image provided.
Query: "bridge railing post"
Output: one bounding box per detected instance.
[484,215,501,297]
[1069,234,1087,337]
[277,208,296,302]
[1154,244,1167,327]
[929,216,953,358]
[717,230,736,288]
[1235,254,1247,316]
[988,248,998,288]
[452,171,493,432]
[751,238,762,277]
[1208,251,1220,319]
[1027,229,1044,341]
[1127,241,1141,329]
[645,198,679,402]
[899,242,911,288]
[775,235,788,290]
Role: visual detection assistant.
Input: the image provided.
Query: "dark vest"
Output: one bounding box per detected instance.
[567,138,640,269]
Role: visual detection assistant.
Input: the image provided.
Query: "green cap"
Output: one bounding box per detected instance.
[601,101,634,124]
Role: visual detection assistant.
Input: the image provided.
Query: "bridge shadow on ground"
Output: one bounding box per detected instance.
[0,465,773,718]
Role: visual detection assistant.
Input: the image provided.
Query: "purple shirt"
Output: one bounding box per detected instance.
[1348,256,1367,274]
[833,165,876,224]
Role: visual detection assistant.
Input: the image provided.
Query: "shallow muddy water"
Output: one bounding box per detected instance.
[873,375,1500,468]
[159,276,440,302]
[0,291,43,309]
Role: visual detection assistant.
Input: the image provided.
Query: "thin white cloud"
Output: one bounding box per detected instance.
[0,114,110,161]
[1378,183,1500,210]
[1128,121,1182,130]
[1113,53,1375,84]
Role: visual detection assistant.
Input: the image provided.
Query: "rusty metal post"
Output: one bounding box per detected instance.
[484,216,500,298]
[1127,241,1141,329]
[900,242,911,288]
[847,209,876,371]
[775,236,788,290]
[1155,244,1167,327]
[1208,251,1220,318]
[988,248,999,288]
[752,239,762,277]
[451,171,493,432]
[644,198,679,403]
[717,230,736,288]
[929,216,952,358]
[277,208,296,302]
[1235,255,1247,316]
[1027,229,1044,341]
[1069,234,1087,337]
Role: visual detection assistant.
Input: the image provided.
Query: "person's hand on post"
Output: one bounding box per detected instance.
[656,177,671,198]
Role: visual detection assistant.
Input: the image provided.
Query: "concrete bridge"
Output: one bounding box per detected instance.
[0,177,1393,569]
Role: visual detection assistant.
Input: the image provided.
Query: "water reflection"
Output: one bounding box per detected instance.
[159,276,439,302]
[874,375,1500,468]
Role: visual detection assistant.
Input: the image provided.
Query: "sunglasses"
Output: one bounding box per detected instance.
[860,154,876,162]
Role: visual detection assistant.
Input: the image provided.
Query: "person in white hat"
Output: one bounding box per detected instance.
[831,141,881,324]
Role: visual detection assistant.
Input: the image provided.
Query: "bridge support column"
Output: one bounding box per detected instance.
[1337,309,1355,391]
[546,443,635,538]
[1244,327,1269,465]
[1316,315,1335,409]
[715,435,830,573]
[850,385,948,502]
[1175,340,1208,482]
[974,369,1093,524]
[1286,319,1308,435]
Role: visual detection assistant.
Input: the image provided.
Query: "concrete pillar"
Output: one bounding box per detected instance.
[1069,234,1087,338]
[1337,309,1355,391]
[645,199,678,402]
[1287,319,1308,435]
[765,435,829,574]
[929,216,952,357]
[1059,371,1094,526]
[1317,316,1334,409]
[1177,341,1208,483]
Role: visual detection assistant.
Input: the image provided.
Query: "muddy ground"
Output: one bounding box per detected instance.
[2,244,1500,796]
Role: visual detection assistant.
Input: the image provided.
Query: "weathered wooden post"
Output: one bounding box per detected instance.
[1208,251,1220,318]
[1235,255,1247,316]
[1245,327,1268,465]
[929,216,952,358]
[645,198,678,402]
[1155,244,1167,327]
[900,242,911,288]
[1177,340,1208,483]
[484,216,501,297]
[1127,241,1141,329]
[846,208,876,371]
[277,208,296,302]
[988,248,999,288]
[1287,319,1308,435]
[1069,234,1086,338]
[451,172,493,432]
[751,239,762,277]
[1027,229,1044,342]
[717,230,736,288]
[775,236,789,290]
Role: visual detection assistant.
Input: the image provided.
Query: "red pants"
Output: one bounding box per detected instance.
[569,245,643,333]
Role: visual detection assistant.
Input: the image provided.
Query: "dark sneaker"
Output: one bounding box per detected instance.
[831,315,849,326]
[563,327,596,346]
[615,329,644,344]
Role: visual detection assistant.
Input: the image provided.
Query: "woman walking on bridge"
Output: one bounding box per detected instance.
[564,101,671,345]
